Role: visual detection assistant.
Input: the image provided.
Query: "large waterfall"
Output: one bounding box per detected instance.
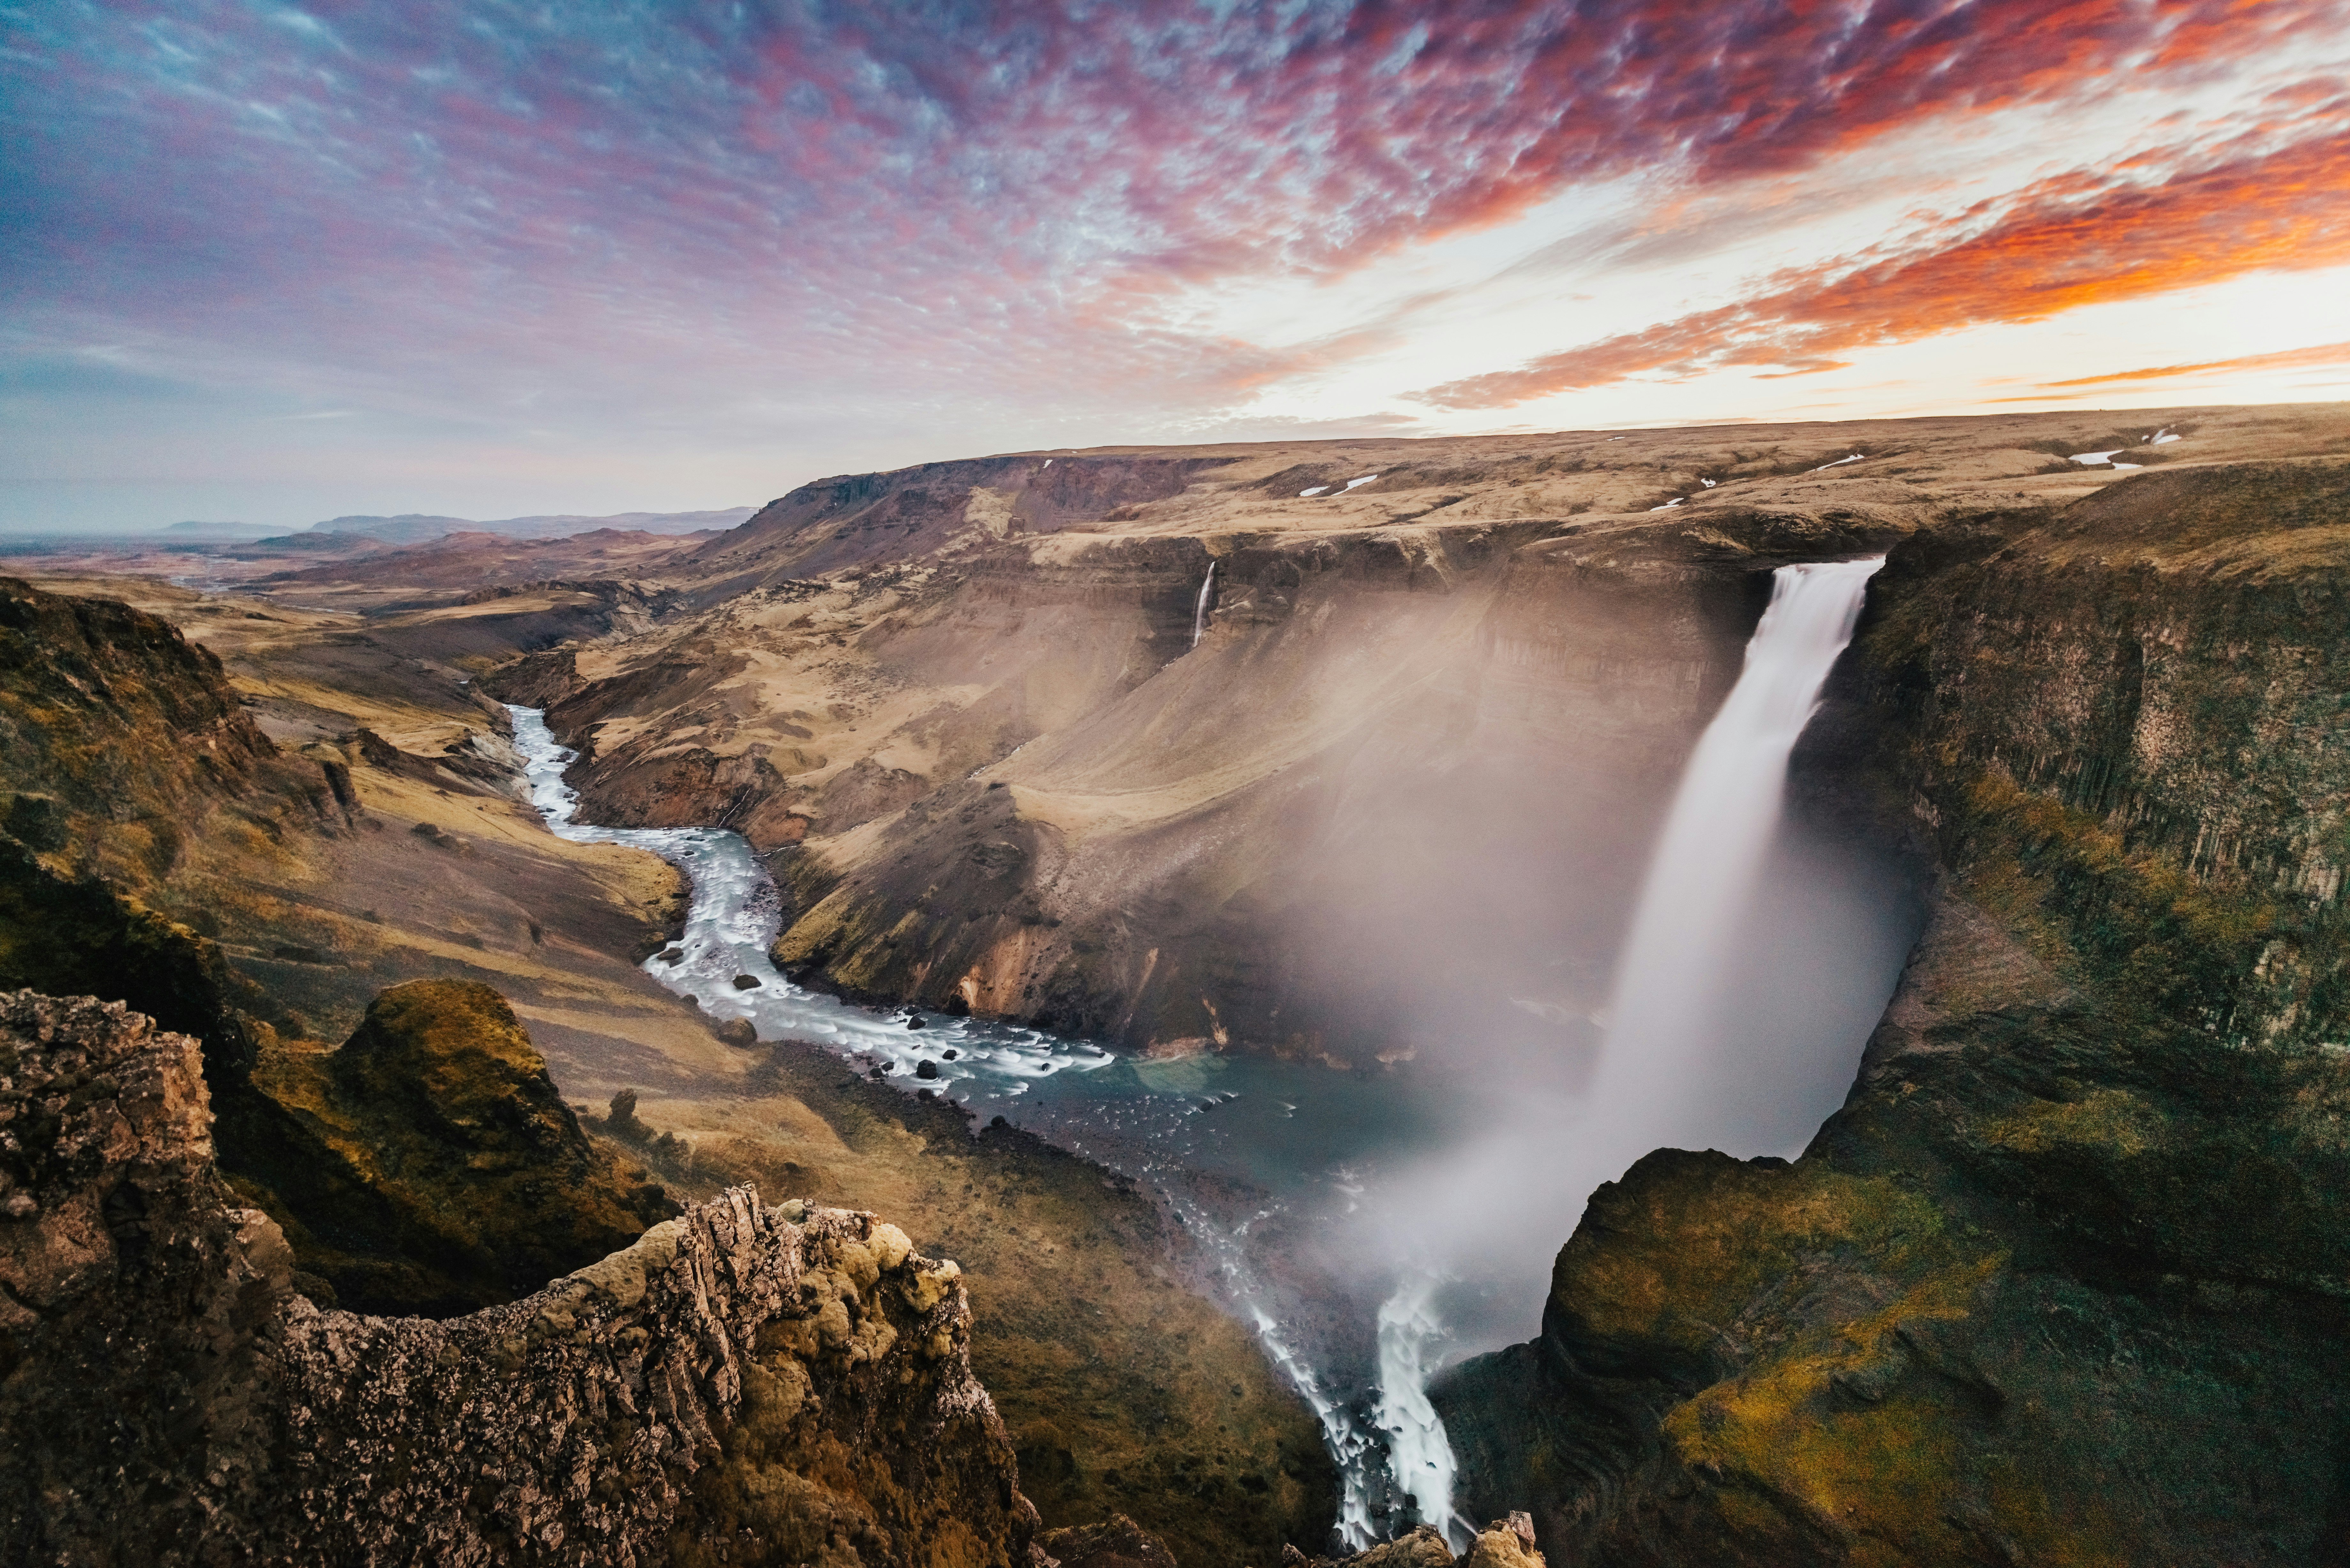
[1591,555,1885,1148]
[504,555,1891,1555]
[1364,555,1886,1544]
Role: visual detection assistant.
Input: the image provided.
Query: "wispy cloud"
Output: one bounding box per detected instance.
[1412,120,2350,409]
[3,1,2346,523]
[2039,339,2350,388]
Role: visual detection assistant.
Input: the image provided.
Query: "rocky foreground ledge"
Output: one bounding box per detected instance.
[0,988,1036,1566]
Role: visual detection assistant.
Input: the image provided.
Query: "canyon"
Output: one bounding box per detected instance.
[5,401,2349,1563]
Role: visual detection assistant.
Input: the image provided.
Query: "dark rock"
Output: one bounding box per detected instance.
[0,989,1038,1566]
[916,1059,939,1080]
[0,792,64,851]
[1435,461,2350,1564]
[732,972,761,989]
[716,1017,757,1047]
[1037,1514,1179,1568]
[905,1012,927,1029]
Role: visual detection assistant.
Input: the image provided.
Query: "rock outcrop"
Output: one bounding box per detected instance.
[1432,461,2350,1563]
[1298,1516,1544,1568]
[238,977,679,1315]
[0,988,1036,1566]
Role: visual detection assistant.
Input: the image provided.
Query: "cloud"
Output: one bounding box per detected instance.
[1412,123,2350,409]
[2038,339,2350,387]
[2,0,2346,524]
[8,1,2343,422]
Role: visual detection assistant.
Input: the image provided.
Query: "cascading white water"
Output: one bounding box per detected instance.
[1371,1272,1462,1548]
[503,560,1887,1553]
[1593,555,1886,1149]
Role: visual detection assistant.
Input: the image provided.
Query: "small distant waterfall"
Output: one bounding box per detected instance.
[1192,560,1217,649]
[1594,556,1885,1144]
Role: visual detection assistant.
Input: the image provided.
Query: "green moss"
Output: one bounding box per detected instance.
[242,979,678,1316]
[1553,1152,1963,1363]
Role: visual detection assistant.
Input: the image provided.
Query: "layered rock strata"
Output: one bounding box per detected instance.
[0,989,1036,1567]
[1432,460,2350,1562]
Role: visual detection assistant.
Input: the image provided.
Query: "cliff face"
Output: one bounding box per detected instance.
[1432,460,2350,1563]
[499,510,1900,1062]
[0,989,1036,1567]
[492,409,2339,1065]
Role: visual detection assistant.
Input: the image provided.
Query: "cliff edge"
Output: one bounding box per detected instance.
[0,988,1037,1567]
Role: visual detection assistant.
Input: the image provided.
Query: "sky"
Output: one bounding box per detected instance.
[5,0,2349,531]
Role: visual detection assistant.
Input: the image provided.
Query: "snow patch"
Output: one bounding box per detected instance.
[1648,497,1686,512]
[1298,486,1329,497]
[2069,450,2124,465]
[1342,473,1381,492]
[1808,453,1867,471]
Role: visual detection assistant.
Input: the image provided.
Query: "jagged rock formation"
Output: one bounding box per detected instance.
[0,989,1036,1566]
[1303,1516,1545,1568]
[1433,460,2350,1562]
[238,978,678,1315]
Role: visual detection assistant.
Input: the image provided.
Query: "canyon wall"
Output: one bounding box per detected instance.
[1432,459,2350,1564]
[0,989,1037,1567]
[505,505,1902,1064]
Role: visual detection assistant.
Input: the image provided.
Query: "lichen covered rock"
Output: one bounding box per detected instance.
[0,989,1036,1567]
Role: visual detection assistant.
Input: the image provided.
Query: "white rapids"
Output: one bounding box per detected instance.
[509,705,1111,1093]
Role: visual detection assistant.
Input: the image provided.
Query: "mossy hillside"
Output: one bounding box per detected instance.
[0,577,343,891]
[242,978,676,1315]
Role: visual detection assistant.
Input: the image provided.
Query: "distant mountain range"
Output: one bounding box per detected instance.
[157,521,291,539]
[297,508,756,544]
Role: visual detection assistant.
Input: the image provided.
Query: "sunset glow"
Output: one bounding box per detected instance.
[6,1,2347,526]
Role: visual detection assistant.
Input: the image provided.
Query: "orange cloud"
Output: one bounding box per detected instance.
[1415,126,2350,409]
[2039,340,2350,387]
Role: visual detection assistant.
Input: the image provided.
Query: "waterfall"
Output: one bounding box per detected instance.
[1371,1272,1462,1549]
[1192,560,1217,649]
[1594,556,1885,1147]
